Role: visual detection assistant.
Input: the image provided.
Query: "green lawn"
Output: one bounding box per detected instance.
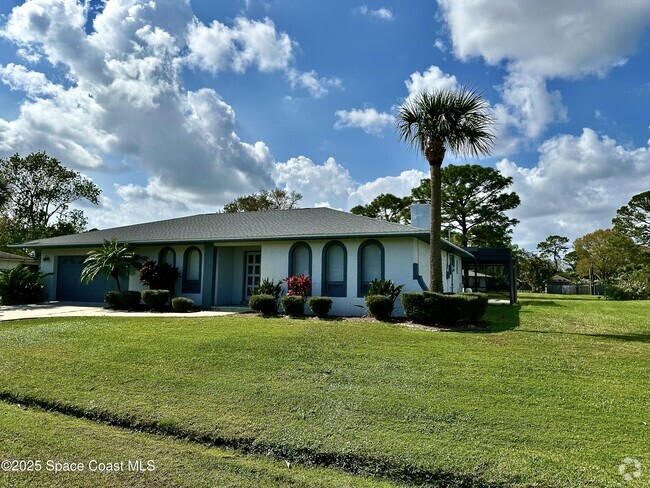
[0,294,648,486]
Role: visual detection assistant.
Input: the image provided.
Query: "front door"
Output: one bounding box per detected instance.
[244,251,261,300]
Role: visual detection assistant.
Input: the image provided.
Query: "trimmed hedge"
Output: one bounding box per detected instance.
[365,295,393,321]
[249,294,277,316]
[308,296,332,318]
[104,291,141,310]
[171,297,193,313]
[141,289,170,311]
[402,292,488,325]
[281,295,305,317]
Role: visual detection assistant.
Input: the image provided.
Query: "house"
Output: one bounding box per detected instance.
[0,250,37,270]
[14,207,472,316]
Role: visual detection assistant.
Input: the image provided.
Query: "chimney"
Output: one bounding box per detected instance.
[410,203,430,229]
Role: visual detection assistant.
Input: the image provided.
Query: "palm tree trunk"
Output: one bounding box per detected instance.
[112,272,122,292]
[430,163,444,293]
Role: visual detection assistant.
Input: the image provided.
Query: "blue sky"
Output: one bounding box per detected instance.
[0,0,649,249]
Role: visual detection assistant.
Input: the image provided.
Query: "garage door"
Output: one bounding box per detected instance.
[56,256,126,302]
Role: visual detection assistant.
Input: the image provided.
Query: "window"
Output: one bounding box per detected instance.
[358,240,384,296]
[182,247,202,293]
[322,241,347,297]
[288,242,312,277]
[158,247,176,267]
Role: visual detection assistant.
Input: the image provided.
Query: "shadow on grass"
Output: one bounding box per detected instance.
[513,329,650,344]
[482,304,520,333]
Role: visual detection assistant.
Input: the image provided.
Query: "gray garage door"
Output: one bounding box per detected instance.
[56,256,126,302]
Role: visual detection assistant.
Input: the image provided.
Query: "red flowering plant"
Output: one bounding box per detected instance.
[283,274,312,297]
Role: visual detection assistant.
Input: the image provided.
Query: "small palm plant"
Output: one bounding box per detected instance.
[397,87,495,292]
[81,239,141,292]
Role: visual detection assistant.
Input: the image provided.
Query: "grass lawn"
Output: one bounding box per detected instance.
[0,294,648,486]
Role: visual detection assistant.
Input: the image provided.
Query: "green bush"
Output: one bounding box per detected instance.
[365,295,394,321]
[605,285,632,301]
[141,289,170,311]
[308,296,332,318]
[104,290,141,310]
[249,294,277,316]
[171,297,193,312]
[402,292,488,325]
[0,265,46,305]
[281,295,305,317]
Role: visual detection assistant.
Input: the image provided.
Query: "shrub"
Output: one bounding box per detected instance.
[104,290,141,310]
[365,295,393,321]
[366,279,404,306]
[141,289,170,311]
[139,260,180,295]
[0,265,47,305]
[281,295,305,317]
[283,274,312,297]
[402,291,488,325]
[249,294,277,316]
[308,296,332,318]
[605,285,632,301]
[255,278,282,301]
[171,297,193,312]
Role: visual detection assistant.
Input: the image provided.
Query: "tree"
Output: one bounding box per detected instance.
[411,164,520,247]
[223,188,302,213]
[350,193,412,223]
[397,87,495,292]
[516,250,555,293]
[0,152,100,250]
[536,235,570,271]
[81,239,141,292]
[573,229,642,283]
[612,191,650,247]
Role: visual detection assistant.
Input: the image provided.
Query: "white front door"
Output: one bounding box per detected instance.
[244,251,261,299]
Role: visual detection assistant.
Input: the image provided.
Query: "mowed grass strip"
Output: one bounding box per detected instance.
[0,294,648,486]
[0,402,394,488]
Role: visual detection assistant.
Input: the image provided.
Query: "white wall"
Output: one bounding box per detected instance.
[262,237,464,317]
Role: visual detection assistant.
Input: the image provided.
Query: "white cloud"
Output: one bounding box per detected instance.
[497,128,650,248]
[437,0,650,140]
[405,65,458,100]
[186,16,294,74]
[348,169,427,207]
[285,68,342,98]
[334,107,394,136]
[273,156,356,209]
[358,5,394,21]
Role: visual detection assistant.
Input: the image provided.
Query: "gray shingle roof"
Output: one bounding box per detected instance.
[0,250,35,261]
[12,208,472,258]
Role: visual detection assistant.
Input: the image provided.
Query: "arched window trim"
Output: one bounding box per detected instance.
[158,247,176,268]
[182,246,202,294]
[288,241,312,277]
[357,239,385,297]
[321,240,347,298]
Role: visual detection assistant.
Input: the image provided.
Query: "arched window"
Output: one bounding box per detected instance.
[158,247,176,267]
[358,240,385,296]
[288,242,312,277]
[322,241,347,297]
[182,247,202,293]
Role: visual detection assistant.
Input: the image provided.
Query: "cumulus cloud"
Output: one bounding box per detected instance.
[348,169,427,207]
[497,128,650,248]
[186,16,294,73]
[358,5,394,21]
[334,107,394,136]
[437,0,650,141]
[405,65,458,100]
[273,156,357,209]
[285,68,343,98]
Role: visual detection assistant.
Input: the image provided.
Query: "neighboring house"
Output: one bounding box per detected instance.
[14,207,471,316]
[0,250,37,270]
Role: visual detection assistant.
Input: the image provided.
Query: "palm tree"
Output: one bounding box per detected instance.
[81,239,141,292]
[397,87,495,292]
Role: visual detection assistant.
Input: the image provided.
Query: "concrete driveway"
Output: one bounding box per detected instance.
[0,302,236,321]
